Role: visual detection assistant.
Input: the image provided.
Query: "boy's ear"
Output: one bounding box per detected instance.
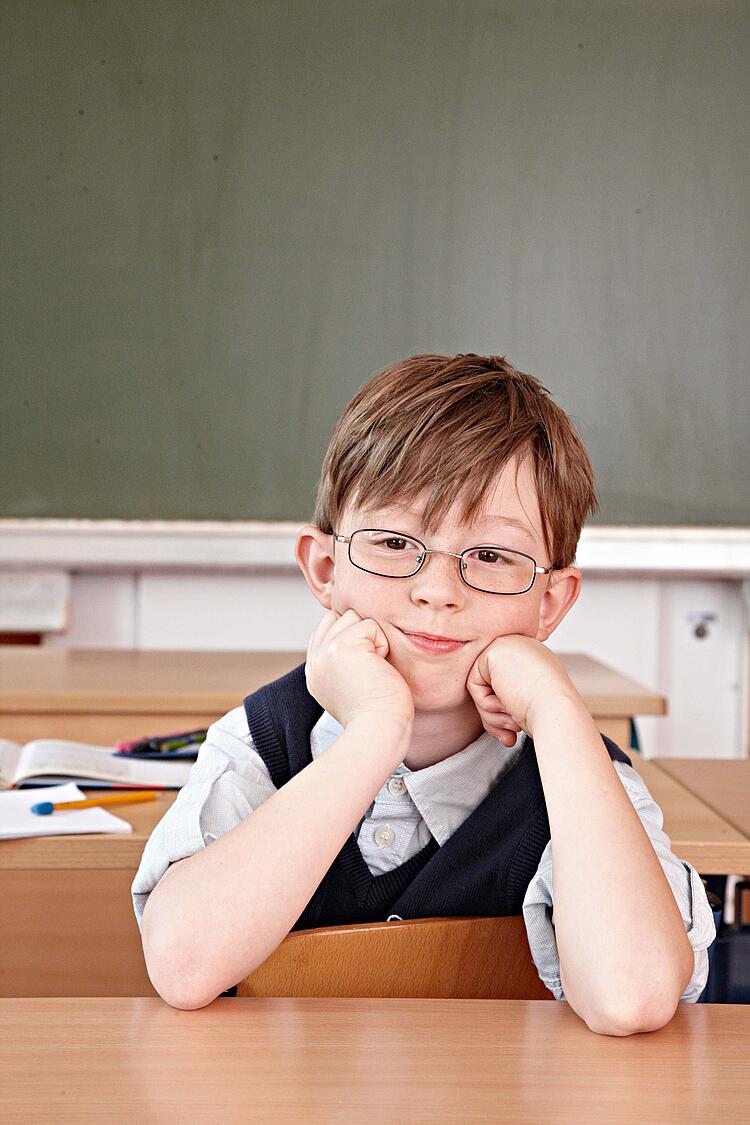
[535,566,581,642]
[295,525,336,610]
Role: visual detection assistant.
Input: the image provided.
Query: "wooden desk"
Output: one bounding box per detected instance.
[651,758,750,842]
[1,998,747,1123]
[7,757,743,998]
[0,791,176,996]
[0,648,666,997]
[632,759,750,875]
[0,646,665,746]
[0,648,308,744]
[646,759,750,926]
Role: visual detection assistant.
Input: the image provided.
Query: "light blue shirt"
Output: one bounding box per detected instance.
[132,707,715,1001]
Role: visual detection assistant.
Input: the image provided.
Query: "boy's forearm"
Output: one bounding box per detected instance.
[141,714,411,1009]
[530,694,694,1036]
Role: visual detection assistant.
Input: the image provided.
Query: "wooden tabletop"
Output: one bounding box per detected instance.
[0,646,666,716]
[0,647,307,714]
[5,761,746,878]
[651,758,750,839]
[1,997,747,1123]
[634,758,750,875]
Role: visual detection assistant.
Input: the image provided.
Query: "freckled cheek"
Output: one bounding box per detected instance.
[467,602,541,642]
[331,575,392,622]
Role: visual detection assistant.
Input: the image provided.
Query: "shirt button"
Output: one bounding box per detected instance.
[388,776,407,796]
[374,825,396,848]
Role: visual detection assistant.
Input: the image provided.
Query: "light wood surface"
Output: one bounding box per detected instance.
[238,916,553,1000]
[554,652,667,716]
[0,647,668,997]
[3,760,741,997]
[1,868,155,996]
[0,646,665,743]
[651,758,750,839]
[629,759,750,875]
[0,648,307,742]
[0,998,747,1124]
[0,648,307,712]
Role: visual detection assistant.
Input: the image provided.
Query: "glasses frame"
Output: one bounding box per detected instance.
[332,529,552,596]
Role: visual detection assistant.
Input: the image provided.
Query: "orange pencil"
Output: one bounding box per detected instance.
[30,791,159,815]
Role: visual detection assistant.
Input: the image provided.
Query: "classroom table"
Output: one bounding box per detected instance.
[0,647,670,996]
[630,758,750,876]
[1,997,747,1123]
[648,757,750,922]
[0,645,665,748]
[3,761,745,998]
[650,758,750,843]
[0,647,309,745]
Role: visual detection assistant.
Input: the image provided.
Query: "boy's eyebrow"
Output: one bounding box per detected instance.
[486,516,538,539]
[358,507,538,542]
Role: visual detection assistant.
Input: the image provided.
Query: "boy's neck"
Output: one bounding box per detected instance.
[403,701,485,771]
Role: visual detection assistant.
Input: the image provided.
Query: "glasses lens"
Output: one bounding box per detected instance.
[462,547,535,594]
[350,530,424,576]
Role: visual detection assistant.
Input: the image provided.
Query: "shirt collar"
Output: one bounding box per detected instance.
[309,710,526,846]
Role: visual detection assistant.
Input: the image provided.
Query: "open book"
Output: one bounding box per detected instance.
[0,737,192,790]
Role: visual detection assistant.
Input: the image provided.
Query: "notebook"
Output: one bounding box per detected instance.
[0,783,133,839]
[0,737,192,790]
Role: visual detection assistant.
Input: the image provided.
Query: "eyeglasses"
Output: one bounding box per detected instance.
[333,529,552,596]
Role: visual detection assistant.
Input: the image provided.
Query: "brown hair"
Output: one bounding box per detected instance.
[313,353,597,569]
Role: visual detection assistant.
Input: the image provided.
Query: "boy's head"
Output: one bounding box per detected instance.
[297,353,597,719]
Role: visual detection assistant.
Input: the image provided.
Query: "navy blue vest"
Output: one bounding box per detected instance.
[243,663,631,930]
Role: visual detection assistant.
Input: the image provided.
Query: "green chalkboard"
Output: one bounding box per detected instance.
[2,0,748,524]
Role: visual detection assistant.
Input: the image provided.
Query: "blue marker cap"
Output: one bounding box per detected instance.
[31,801,55,816]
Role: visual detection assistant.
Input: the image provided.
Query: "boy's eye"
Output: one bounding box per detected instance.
[365,534,421,553]
[470,548,518,567]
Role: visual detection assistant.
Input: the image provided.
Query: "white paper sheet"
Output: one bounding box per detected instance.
[0,782,133,839]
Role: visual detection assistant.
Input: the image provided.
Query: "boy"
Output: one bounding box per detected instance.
[133,353,715,1034]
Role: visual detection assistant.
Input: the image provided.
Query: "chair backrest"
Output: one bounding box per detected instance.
[236,915,554,1000]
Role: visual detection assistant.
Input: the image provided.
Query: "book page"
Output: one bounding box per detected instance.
[16,740,190,787]
[0,739,22,789]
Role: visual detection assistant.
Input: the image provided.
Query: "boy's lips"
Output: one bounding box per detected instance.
[399,628,466,643]
[397,627,468,653]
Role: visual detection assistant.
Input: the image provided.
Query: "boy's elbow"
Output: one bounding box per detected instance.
[561,955,687,1037]
[145,945,222,1010]
[156,976,219,1011]
[580,992,680,1037]
[141,904,221,1011]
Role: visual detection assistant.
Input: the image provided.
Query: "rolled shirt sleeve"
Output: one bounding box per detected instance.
[130,705,276,930]
[521,760,717,1002]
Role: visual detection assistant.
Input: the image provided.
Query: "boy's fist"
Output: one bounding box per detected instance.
[305,609,415,731]
[466,634,579,745]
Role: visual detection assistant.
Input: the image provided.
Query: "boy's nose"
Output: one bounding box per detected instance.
[409,550,466,607]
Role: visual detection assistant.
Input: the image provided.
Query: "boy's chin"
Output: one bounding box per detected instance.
[398,664,470,712]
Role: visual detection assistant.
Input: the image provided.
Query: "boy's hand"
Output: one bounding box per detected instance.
[466,635,580,745]
[305,609,415,731]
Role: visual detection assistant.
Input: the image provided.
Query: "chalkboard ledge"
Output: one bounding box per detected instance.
[1,521,749,578]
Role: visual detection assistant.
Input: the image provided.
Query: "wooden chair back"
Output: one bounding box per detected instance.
[236,915,554,1000]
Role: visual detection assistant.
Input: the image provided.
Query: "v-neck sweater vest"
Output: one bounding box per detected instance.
[243,663,631,929]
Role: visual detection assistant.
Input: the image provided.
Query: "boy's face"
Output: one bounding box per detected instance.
[302,455,580,717]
